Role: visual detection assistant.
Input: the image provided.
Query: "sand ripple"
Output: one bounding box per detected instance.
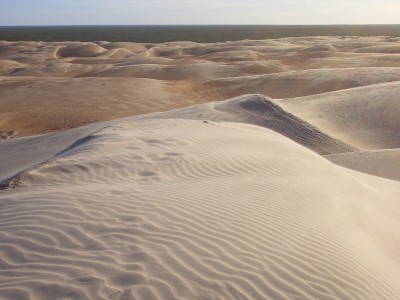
[1,119,400,299]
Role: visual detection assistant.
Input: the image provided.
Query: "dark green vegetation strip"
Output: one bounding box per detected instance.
[1,25,400,43]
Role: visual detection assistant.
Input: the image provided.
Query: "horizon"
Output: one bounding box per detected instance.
[2,24,400,27]
[2,24,400,43]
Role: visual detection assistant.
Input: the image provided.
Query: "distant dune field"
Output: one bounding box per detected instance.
[1,36,400,299]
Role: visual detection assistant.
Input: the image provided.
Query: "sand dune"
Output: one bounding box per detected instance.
[0,59,25,72]
[8,62,110,77]
[0,119,120,185]
[280,81,400,150]
[56,43,108,58]
[301,43,337,52]
[92,63,244,80]
[355,44,400,53]
[0,76,207,136]
[303,54,400,69]
[144,94,358,155]
[206,67,400,98]
[1,36,400,299]
[1,37,400,137]
[325,149,400,181]
[1,110,400,299]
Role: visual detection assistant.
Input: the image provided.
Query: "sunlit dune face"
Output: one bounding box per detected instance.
[1,36,400,140]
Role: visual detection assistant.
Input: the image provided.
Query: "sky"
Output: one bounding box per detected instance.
[1,0,399,26]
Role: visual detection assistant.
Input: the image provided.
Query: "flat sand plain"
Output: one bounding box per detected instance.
[1,36,400,299]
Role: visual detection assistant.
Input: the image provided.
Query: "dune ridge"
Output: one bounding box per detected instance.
[213,95,358,155]
[0,118,122,186]
[137,94,359,155]
[0,94,358,187]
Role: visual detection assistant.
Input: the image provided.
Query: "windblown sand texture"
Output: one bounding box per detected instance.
[1,36,400,299]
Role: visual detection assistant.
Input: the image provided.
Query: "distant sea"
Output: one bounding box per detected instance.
[1,25,400,43]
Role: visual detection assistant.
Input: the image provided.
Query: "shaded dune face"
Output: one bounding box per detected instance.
[213,95,358,155]
[279,81,400,150]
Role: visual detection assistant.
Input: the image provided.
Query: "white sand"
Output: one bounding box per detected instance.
[1,111,400,299]
[326,149,400,181]
[279,81,400,150]
[1,37,400,299]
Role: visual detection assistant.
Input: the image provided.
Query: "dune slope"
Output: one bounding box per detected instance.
[1,103,400,299]
[206,67,400,99]
[0,76,204,136]
[326,149,400,181]
[279,81,400,150]
[143,94,359,155]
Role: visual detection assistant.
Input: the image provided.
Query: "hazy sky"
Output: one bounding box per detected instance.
[1,0,399,26]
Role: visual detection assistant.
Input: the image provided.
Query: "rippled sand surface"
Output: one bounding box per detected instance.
[1,36,400,299]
